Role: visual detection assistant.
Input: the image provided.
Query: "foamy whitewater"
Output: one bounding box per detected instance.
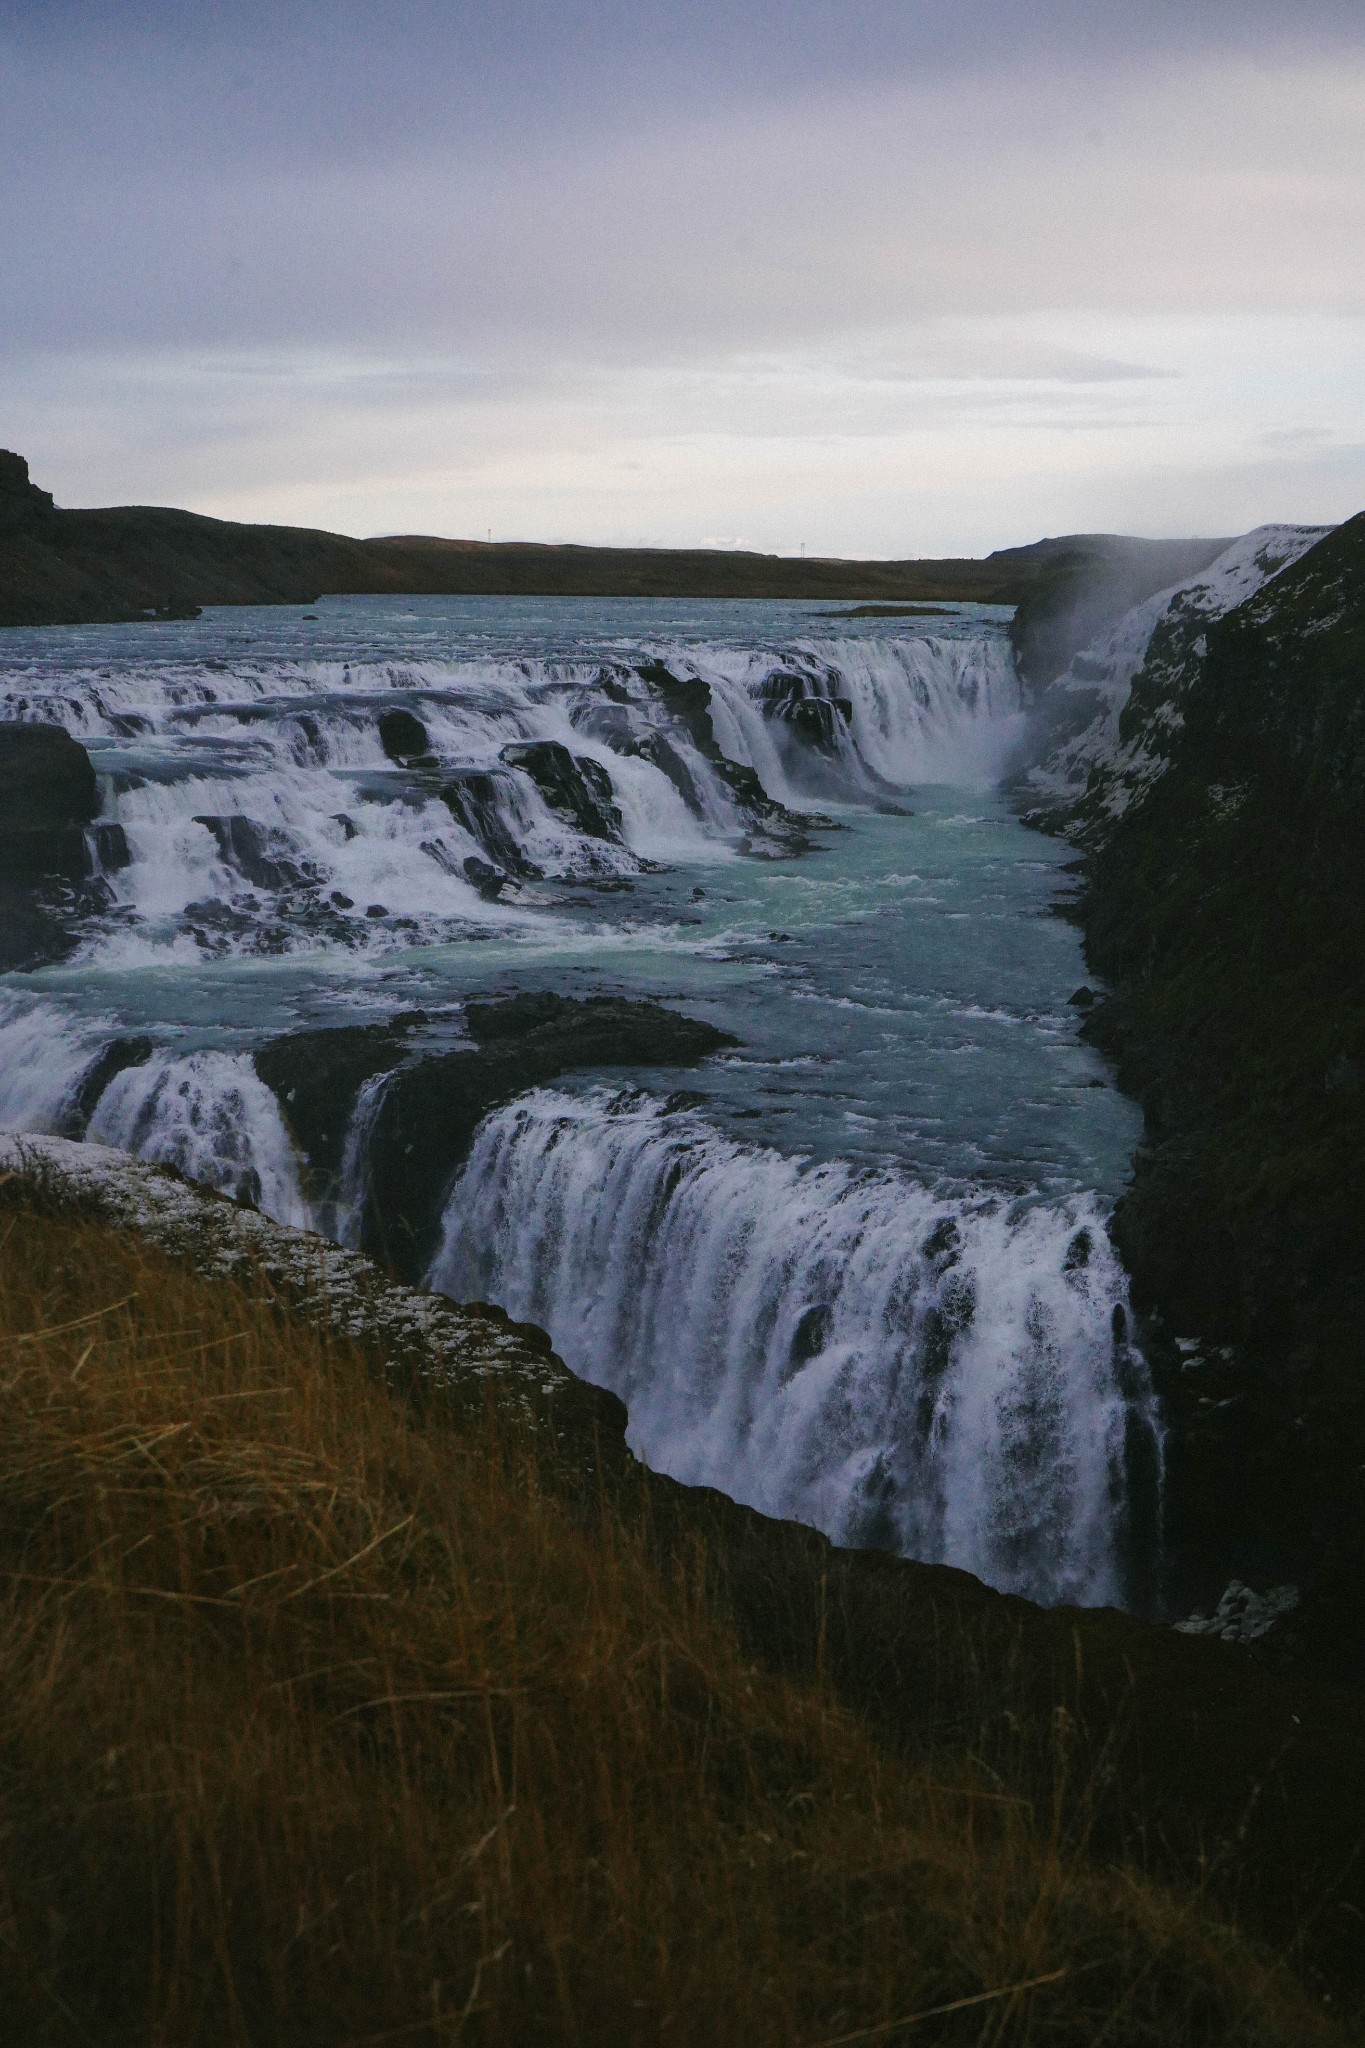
[0,594,1157,1607]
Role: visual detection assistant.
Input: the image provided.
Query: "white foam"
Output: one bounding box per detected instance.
[429,1086,1159,1606]
[88,1049,310,1228]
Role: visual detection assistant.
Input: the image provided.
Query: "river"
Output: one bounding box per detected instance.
[0,593,1158,1607]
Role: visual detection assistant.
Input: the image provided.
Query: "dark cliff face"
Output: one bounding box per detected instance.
[1072,513,1365,1666]
[1005,534,1232,692]
[0,451,56,529]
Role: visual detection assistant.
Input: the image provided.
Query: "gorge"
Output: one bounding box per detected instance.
[1,476,1361,1671]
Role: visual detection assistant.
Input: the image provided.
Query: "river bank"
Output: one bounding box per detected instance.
[1,1134,1362,2042]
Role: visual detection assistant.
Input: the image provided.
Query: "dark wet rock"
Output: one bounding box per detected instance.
[378,707,430,762]
[778,693,854,755]
[619,728,708,810]
[61,1036,155,1138]
[874,800,912,817]
[441,768,542,879]
[787,1302,832,1374]
[628,663,821,852]
[1067,985,1096,1008]
[193,814,311,891]
[461,856,510,901]
[361,995,740,1277]
[500,739,623,841]
[0,723,97,833]
[91,821,131,872]
[253,1014,432,1190]
[0,723,103,967]
[0,889,72,972]
[0,723,98,884]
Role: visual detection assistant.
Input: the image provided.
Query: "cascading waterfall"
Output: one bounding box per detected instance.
[0,632,1022,963]
[332,1070,393,1249]
[429,1088,1159,1607]
[1,603,1159,1610]
[87,1050,310,1228]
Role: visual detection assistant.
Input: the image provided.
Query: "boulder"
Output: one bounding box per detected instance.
[0,724,101,967]
[441,769,541,878]
[193,815,310,891]
[500,740,623,841]
[0,722,97,839]
[378,708,430,763]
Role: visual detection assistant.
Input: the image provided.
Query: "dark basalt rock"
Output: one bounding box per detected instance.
[768,685,855,757]
[500,739,623,841]
[193,815,311,891]
[462,856,511,901]
[90,821,132,873]
[0,723,97,833]
[378,707,430,763]
[0,722,103,968]
[361,995,739,1278]
[252,1014,431,1189]
[441,769,542,878]
[61,1036,155,1139]
[0,889,72,973]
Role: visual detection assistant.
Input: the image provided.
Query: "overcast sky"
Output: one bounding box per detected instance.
[3,0,1363,554]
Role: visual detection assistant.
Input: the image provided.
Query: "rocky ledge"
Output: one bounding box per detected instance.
[254,991,740,1278]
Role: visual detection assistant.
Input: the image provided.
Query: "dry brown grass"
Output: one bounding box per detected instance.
[0,1197,1350,2046]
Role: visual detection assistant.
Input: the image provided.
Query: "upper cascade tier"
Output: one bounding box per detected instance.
[0,624,1021,963]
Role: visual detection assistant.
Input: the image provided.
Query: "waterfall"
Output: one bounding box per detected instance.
[428,1087,1159,1608]
[87,1050,310,1228]
[0,629,1022,965]
[332,1070,392,1249]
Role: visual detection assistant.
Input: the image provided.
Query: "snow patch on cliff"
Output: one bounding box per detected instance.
[1012,525,1331,841]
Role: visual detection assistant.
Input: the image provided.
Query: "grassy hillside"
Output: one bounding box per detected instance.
[1,449,1226,637]
[1,1157,1362,2043]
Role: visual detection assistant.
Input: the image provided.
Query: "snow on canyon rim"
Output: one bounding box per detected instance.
[1,593,1158,1606]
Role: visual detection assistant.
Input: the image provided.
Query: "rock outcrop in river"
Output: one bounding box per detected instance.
[255,994,740,1276]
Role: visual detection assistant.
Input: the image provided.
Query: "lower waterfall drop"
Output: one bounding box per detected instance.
[88,1050,311,1228]
[428,1087,1161,1608]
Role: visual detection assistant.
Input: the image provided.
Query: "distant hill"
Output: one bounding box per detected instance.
[0,451,1227,677]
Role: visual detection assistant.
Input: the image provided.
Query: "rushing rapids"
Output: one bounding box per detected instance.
[0,595,1158,1607]
[431,1087,1157,1606]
